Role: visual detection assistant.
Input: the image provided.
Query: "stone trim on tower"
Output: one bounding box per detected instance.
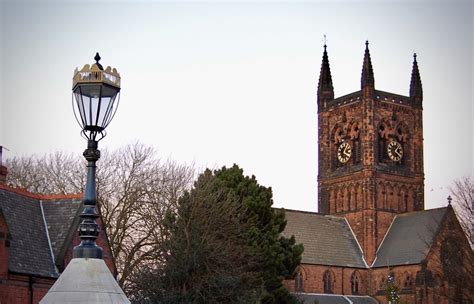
[317,44,334,112]
[409,53,423,105]
[361,41,375,98]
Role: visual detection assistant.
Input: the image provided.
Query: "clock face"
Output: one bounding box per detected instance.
[337,142,352,164]
[387,140,403,161]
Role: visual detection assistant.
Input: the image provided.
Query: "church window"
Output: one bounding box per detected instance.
[378,123,388,162]
[399,188,407,212]
[347,190,351,211]
[323,270,335,294]
[396,122,410,166]
[350,271,360,294]
[378,276,386,290]
[332,125,345,169]
[337,191,343,212]
[403,273,413,289]
[349,123,361,164]
[353,188,358,210]
[295,270,304,292]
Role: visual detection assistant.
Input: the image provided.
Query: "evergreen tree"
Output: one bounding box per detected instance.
[205,164,303,303]
[135,164,303,303]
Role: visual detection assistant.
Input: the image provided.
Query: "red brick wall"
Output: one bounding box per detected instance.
[372,265,419,303]
[0,275,55,304]
[0,216,9,278]
[286,260,463,304]
[0,211,117,304]
[318,90,425,267]
[284,264,368,296]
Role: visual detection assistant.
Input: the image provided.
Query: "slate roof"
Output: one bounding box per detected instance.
[282,209,367,268]
[0,186,81,278]
[42,199,81,263]
[372,207,447,267]
[294,293,378,304]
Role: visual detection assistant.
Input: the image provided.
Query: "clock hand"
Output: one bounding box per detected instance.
[395,147,402,157]
[344,147,350,157]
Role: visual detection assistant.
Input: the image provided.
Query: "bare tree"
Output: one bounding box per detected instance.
[5,142,194,295]
[449,176,473,246]
[437,212,473,303]
[419,176,474,303]
[6,151,84,194]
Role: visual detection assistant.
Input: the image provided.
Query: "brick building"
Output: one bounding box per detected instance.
[282,43,473,304]
[0,166,116,304]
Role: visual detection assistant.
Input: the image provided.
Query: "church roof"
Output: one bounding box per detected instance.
[294,293,378,304]
[282,209,367,268]
[0,185,82,278]
[372,207,448,267]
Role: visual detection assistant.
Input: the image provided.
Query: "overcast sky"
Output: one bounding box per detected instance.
[0,0,472,212]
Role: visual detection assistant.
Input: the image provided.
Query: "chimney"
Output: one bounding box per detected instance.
[0,147,7,184]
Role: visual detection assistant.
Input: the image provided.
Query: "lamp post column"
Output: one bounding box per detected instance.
[73,139,102,259]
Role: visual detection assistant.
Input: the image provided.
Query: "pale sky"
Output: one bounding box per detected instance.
[0,0,472,212]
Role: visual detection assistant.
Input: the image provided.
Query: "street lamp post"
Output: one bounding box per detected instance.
[71,52,120,259]
[40,54,129,304]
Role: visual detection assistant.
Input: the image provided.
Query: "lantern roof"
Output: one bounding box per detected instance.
[73,53,121,90]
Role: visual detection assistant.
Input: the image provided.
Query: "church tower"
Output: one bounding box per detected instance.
[317,42,424,264]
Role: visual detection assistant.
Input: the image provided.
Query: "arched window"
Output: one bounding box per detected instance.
[349,122,361,164]
[356,184,363,209]
[351,271,360,294]
[378,276,386,290]
[347,186,355,211]
[295,270,304,292]
[323,270,335,294]
[378,122,388,162]
[332,125,344,169]
[396,121,410,166]
[336,189,343,213]
[403,272,414,289]
[399,187,408,212]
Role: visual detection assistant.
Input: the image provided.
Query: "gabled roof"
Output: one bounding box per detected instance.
[0,188,57,277]
[294,293,378,304]
[372,207,448,267]
[42,198,82,265]
[0,185,82,278]
[282,209,367,268]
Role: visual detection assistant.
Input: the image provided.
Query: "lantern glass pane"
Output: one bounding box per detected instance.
[73,84,120,131]
[74,92,86,126]
[89,95,100,127]
[97,96,110,127]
